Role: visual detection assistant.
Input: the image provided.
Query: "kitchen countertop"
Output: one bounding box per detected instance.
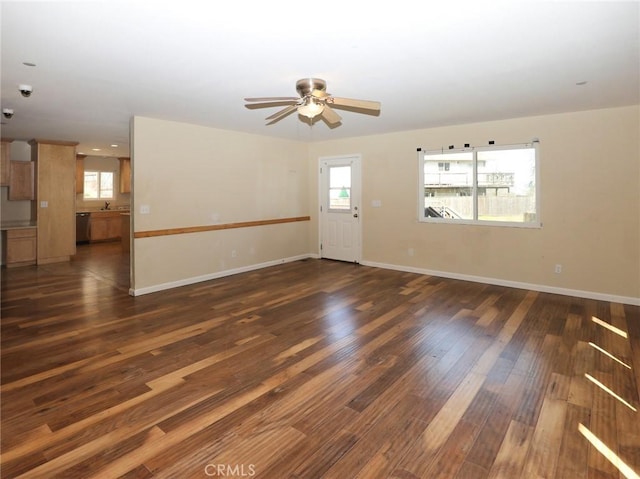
[76,207,130,214]
[77,209,130,215]
[1,221,37,230]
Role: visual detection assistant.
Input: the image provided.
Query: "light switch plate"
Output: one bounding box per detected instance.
[40,200,48,208]
[140,204,150,214]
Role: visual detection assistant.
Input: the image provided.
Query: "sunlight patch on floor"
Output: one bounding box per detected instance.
[592,316,628,338]
[584,373,637,412]
[588,342,632,369]
[579,423,640,479]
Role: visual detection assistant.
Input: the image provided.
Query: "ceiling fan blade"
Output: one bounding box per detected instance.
[329,97,381,111]
[265,104,299,124]
[244,96,299,102]
[245,100,298,110]
[321,105,342,125]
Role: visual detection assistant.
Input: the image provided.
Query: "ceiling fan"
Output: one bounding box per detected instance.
[244,78,381,126]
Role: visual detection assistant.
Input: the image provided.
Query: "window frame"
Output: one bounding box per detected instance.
[417,142,541,228]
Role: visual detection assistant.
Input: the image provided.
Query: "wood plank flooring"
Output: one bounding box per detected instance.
[1,254,639,478]
[70,242,130,292]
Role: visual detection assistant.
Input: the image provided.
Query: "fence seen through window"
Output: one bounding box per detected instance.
[420,144,538,225]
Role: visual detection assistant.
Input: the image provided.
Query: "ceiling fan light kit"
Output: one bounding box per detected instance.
[297,98,324,119]
[244,78,381,126]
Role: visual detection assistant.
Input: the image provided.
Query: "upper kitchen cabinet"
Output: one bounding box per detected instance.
[8,161,35,200]
[76,154,86,195]
[1,138,13,186]
[3,138,36,200]
[119,157,131,193]
[30,139,78,264]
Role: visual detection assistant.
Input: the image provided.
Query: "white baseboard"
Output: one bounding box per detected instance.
[130,253,317,296]
[360,260,640,306]
[130,255,639,306]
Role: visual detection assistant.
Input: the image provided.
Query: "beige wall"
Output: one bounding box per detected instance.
[308,105,640,301]
[131,117,311,292]
[131,107,639,301]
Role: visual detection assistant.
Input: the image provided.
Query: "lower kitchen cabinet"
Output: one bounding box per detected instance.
[89,212,122,242]
[2,227,37,267]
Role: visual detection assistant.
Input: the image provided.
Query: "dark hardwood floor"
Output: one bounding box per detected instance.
[71,241,130,292]
[1,251,639,478]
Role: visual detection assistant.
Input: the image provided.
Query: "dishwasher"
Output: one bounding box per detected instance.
[76,212,90,244]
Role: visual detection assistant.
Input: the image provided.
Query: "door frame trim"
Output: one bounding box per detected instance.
[318,154,362,263]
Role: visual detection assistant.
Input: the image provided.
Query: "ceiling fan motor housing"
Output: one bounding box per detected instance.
[296,78,326,97]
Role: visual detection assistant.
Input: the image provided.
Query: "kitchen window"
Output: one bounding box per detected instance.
[84,171,114,199]
[419,142,539,226]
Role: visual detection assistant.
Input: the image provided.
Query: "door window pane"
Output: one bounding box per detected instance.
[329,166,351,210]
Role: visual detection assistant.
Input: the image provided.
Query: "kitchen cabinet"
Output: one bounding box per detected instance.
[1,139,12,186]
[8,161,35,200]
[30,139,78,264]
[119,157,130,193]
[76,154,86,195]
[2,227,37,267]
[90,211,122,242]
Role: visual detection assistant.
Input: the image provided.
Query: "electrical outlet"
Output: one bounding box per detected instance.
[408,248,414,257]
[231,249,237,258]
[555,264,562,274]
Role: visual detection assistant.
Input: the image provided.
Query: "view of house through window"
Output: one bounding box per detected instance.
[84,171,114,199]
[420,144,538,225]
[329,165,351,211]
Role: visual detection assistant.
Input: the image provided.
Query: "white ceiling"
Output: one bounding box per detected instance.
[1,1,638,158]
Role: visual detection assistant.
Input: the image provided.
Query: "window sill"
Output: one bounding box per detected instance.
[419,218,542,229]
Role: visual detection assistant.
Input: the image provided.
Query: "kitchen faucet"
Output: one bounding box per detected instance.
[104,201,110,210]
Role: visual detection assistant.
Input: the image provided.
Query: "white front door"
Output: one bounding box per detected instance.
[319,155,361,263]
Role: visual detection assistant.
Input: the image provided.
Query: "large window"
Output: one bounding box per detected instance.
[419,143,538,226]
[84,171,114,199]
